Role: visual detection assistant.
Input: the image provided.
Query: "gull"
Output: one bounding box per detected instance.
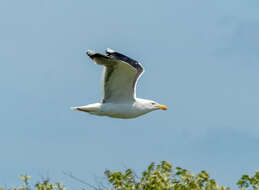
[71,48,167,119]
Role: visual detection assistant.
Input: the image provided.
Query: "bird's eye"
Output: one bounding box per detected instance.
[151,102,156,105]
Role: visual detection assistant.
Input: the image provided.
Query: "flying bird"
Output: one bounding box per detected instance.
[71,48,167,119]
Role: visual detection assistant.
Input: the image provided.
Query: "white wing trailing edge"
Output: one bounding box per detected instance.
[86,49,144,103]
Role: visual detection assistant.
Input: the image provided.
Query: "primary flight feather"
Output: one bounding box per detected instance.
[71,48,167,119]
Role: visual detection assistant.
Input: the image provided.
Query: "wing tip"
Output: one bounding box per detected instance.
[86,50,96,57]
[106,48,115,55]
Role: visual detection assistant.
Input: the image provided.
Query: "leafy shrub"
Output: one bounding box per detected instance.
[1,161,259,190]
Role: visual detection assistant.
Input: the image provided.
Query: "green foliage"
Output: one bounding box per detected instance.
[1,161,259,190]
[3,175,66,190]
[237,170,259,190]
[105,161,228,190]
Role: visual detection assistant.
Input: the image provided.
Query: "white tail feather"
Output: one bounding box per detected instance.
[70,106,79,111]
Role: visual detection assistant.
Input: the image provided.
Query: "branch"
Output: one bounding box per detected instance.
[63,171,99,190]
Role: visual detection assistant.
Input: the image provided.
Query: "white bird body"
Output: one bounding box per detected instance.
[71,49,167,119]
[72,98,161,119]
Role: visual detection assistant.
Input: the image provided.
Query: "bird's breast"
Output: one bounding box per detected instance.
[100,103,145,118]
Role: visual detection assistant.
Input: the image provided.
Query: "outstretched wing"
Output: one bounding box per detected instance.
[87,49,144,103]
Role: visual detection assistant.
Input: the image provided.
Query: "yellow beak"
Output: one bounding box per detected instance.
[156,105,167,110]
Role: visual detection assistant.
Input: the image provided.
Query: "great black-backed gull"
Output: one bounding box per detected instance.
[71,48,167,119]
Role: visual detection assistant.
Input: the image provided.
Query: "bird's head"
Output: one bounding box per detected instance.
[136,98,167,112]
[149,100,167,111]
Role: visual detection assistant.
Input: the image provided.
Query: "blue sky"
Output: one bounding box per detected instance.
[1,0,259,188]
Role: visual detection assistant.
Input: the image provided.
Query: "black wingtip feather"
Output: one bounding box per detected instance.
[105,49,143,72]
